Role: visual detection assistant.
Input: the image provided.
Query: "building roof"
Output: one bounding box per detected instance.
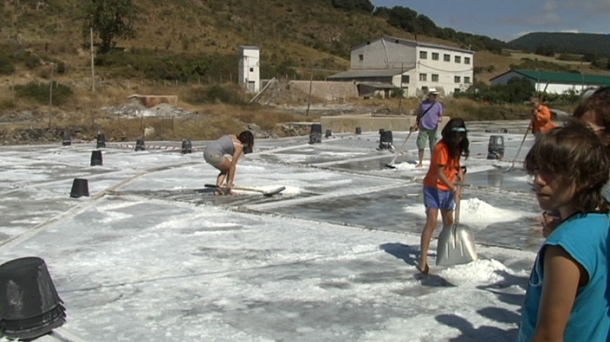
[352,36,474,54]
[490,69,610,86]
[239,45,260,50]
[327,67,413,79]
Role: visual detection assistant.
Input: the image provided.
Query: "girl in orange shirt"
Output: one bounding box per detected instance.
[418,118,469,274]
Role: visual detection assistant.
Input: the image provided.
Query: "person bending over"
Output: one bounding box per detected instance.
[203,130,254,195]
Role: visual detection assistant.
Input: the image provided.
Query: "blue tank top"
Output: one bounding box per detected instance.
[206,135,235,156]
[517,213,610,341]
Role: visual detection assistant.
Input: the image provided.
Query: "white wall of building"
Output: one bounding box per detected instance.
[351,39,416,70]
[238,46,260,93]
[349,37,474,97]
[414,46,473,96]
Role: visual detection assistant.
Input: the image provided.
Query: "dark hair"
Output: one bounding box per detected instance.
[237,130,254,154]
[524,120,610,213]
[573,88,610,150]
[440,118,469,160]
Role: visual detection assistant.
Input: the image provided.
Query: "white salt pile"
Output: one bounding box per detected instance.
[438,259,509,284]
[403,198,532,228]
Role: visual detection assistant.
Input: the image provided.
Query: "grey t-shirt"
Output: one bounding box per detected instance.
[206,135,235,156]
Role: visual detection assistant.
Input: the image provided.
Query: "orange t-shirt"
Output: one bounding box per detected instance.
[423,141,460,191]
[532,105,557,134]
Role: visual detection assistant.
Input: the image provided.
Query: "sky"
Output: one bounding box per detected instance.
[371,0,610,42]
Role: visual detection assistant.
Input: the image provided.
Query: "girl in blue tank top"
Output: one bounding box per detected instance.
[517,121,610,341]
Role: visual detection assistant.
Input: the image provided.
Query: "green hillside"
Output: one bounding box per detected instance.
[507,32,610,58]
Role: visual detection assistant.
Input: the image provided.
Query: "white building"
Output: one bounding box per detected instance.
[490,69,610,94]
[327,36,474,97]
[238,46,260,93]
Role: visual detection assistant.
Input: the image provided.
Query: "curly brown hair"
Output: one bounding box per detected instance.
[524,120,610,213]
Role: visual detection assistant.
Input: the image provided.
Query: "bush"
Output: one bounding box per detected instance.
[0,57,15,75]
[205,85,243,104]
[14,82,73,106]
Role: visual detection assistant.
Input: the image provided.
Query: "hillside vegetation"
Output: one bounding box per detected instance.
[0,0,605,144]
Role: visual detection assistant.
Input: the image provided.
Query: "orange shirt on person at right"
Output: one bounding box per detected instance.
[423,141,460,192]
[532,105,557,134]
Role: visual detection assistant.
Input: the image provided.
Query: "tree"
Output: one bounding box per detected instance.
[83,0,138,53]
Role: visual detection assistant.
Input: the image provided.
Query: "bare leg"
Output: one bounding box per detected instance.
[214,157,233,195]
[439,209,454,227]
[416,149,425,167]
[419,207,439,273]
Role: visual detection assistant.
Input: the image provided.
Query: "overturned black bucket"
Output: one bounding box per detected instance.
[135,139,145,152]
[378,130,394,150]
[90,150,103,166]
[61,130,71,146]
[309,124,322,144]
[96,133,106,149]
[70,178,89,198]
[355,127,362,135]
[325,129,332,138]
[0,257,66,340]
[181,139,193,154]
[487,135,505,160]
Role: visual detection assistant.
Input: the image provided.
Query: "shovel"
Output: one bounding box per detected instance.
[385,127,414,169]
[436,190,478,266]
[204,184,286,197]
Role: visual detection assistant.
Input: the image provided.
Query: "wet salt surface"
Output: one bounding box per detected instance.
[0,120,543,342]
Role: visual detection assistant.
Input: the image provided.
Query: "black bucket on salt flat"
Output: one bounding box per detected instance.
[96,133,106,149]
[90,150,103,166]
[181,139,193,154]
[309,124,322,144]
[135,139,145,151]
[0,257,66,340]
[325,129,332,138]
[378,130,393,150]
[487,135,505,160]
[70,178,89,198]
[355,127,362,135]
[61,130,71,146]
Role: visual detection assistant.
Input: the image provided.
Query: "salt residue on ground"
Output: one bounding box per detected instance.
[403,198,533,228]
[391,160,429,171]
[438,259,509,284]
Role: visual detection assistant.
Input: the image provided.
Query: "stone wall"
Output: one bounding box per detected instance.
[319,115,451,133]
[288,81,358,101]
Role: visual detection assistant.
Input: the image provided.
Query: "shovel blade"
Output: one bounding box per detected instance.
[436,224,478,266]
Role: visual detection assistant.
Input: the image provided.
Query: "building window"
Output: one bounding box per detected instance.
[401,75,410,84]
[359,54,364,61]
[249,68,254,72]
[464,57,470,64]
[432,74,439,82]
[444,54,450,62]
[432,53,439,61]
[454,56,461,63]
[454,88,461,94]
[419,73,427,81]
[464,77,471,84]
[454,76,461,83]
[419,51,427,59]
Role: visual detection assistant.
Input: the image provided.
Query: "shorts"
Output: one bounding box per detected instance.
[203,149,225,169]
[423,185,455,210]
[416,128,440,150]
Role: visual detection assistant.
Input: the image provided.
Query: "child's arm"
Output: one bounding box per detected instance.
[533,245,584,341]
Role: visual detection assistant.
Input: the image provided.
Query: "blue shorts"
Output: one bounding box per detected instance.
[423,186,455,210]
